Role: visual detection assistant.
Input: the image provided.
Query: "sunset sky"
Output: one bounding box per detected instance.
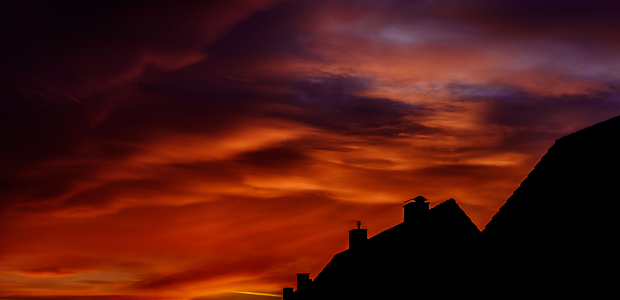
[2,1,620,299]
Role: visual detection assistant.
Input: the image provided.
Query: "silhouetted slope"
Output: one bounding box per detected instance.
[485,115,620,236]
[482,115,620,298]
[306,199,480,300]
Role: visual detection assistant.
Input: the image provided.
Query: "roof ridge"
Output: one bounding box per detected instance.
[430,198,457,210]
[368,222,403,241]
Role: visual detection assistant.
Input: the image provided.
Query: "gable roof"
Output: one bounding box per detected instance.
[313,198,479,284]
[366,198,478,246]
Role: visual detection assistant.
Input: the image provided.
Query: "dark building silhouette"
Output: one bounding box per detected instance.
[481,115,620,298]
[283,115,620,299]
[283,196,480,299]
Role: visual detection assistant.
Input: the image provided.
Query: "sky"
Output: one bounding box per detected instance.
[2,0,620,299]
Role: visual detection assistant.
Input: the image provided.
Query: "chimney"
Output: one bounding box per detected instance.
[404,195,429,223]
[349,221,368,250]
[296,273,312,293]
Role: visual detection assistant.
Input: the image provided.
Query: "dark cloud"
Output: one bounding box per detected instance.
[18,266,77,277]
[234,146,310,169]
[443,82,525,100]
[203,0,318,62]
[454,0,620,40]
[328,0,620,43]
[484,84,620,127]
[478,83,620,152]
[0,0,276,98]
[281,76,434,137]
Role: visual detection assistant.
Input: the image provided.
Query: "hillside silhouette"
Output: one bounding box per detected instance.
[283,115,620,299]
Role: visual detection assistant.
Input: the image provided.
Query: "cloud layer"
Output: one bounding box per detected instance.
[2,0,620,298]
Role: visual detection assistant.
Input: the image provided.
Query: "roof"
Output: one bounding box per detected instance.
[312,198,479,287]
[483,114,620,238]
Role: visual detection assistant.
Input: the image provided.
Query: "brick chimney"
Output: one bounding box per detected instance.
[296,273,312,293]
[348,221,367,250]
[404,195,429,223]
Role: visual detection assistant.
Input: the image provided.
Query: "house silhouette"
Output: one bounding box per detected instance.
[283,115,620,299]
[284,196,480,300]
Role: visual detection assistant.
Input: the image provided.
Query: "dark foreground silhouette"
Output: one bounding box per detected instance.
[283,115,620,299]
